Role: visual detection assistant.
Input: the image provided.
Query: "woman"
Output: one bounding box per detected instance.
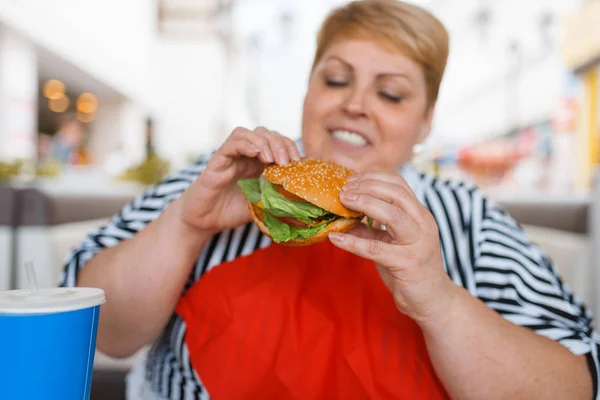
[62,1,598,399]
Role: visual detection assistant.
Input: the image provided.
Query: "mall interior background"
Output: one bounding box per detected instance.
[1,0,600,396]
[1,0,597,190]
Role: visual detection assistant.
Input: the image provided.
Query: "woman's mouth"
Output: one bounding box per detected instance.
[330,130,370,147]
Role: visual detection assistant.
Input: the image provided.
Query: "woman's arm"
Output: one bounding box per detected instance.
[77,200,211,358]
[65,127,300,358]
[420,285,592,400]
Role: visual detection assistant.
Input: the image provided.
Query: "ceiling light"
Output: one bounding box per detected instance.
[76,93,99,114]
[43,79,66,100]
[48,96,70,113]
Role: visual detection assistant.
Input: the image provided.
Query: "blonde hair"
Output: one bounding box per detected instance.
[313,0,449,106]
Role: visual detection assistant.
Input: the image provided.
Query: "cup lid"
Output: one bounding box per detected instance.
[0,287,106,315]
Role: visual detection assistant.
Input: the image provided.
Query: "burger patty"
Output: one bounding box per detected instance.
[275,216,309,228]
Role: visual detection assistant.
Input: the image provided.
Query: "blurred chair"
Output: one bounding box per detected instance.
[0,186,16,291]
[499,194,595,316]
[14,188,133,288]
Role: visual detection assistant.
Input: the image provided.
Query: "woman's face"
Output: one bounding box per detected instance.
[301,38,433,173]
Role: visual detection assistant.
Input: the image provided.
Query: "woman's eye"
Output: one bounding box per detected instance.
[325,79,348,87]
[379,92,403,103]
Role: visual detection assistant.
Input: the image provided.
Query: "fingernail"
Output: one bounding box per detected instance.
[249,145,260,153]
[346,174,361,182]
[342,182,358,191]
[329,233,345,243]
[263,147,274,163]
[291,152,301,162]
[278,148,289,166]
[341,192,358,201]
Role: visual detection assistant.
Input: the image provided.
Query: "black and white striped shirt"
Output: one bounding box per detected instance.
[60,153,600,400]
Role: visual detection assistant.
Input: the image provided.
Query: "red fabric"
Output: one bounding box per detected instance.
[176,240,449,399]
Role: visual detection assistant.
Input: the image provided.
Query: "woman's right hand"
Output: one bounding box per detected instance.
[175,127,301,234]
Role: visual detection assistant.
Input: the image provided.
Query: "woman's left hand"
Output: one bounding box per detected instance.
[328,172,458,325]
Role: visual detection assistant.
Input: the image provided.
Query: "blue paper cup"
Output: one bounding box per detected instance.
[0,287,106,400]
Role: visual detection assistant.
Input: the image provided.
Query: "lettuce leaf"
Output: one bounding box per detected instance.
[238,177,340,242]
[259,176,330,224]
[262,210,335,243]
[237,179,262,204]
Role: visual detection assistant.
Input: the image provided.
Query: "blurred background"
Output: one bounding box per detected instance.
[0,0,599,397]
[0,0,598,193]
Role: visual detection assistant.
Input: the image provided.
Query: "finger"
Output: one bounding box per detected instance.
[254,127,290,166]
[209,138,261,171]
[328,232,397,267]
[277,133,301,162]
[339,191,420,243]
[244,130,274,164]
[233,135,275,164]
[346,172,417,201]
[342,178,422,221]
[230,127,273,163]
[347,223,394,243]
[269,130,300,163]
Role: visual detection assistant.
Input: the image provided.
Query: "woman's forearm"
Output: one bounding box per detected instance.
[77,199,211,358]
[420,286,592,400]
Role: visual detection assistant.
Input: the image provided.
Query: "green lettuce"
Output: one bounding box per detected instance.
[239,177,331,223]
[237,179,262,204]
[238,177,344,243]
[262,211,335,243]
[258,177,329,223]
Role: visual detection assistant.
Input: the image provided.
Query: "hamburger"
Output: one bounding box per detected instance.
[237,158,364,246]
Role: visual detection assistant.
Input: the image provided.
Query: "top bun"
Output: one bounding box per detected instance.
[263,158,363,218]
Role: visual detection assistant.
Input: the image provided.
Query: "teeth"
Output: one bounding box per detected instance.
[331,130,368,146]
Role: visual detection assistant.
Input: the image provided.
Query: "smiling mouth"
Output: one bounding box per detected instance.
[329,130,370,147]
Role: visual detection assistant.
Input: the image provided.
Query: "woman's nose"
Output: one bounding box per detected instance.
[343,88,367,117]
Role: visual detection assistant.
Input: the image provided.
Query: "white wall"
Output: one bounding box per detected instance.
[89,99,147,170]
[0,0,156,105]
[0,28,37,161]
[150,38,227,164]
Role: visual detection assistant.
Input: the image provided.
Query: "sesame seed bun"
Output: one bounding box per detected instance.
[248,202,360,246]
[263,158,362,218]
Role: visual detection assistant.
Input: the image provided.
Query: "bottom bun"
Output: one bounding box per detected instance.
[248,202,360,246]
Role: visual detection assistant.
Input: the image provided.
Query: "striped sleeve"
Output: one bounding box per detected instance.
[472,192,600,398]
[59,158,210,288]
